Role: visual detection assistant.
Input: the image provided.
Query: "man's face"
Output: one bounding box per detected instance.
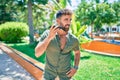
[57,15,72,32]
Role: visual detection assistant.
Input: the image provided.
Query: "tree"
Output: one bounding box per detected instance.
[97,3,118,41]
[27,0,48,44]
[17,0,48,44]
[111,1,120,24]
[0,0,25,24]
[76,2,96,38]
[27,0,34,44]
[76,2,118,38]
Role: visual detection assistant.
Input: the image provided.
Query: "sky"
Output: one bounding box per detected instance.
[66,0,119,10]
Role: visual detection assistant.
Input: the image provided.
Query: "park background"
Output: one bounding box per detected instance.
[0,0,120,80]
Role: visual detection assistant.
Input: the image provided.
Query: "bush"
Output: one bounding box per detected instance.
[0,22,29,43]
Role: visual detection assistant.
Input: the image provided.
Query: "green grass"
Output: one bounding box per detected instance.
[7,42,45,63]
[74,51,120,80]
[7,43,120,80]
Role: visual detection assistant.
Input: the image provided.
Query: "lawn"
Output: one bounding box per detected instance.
[7,42,45,63]
[7,42,120,80]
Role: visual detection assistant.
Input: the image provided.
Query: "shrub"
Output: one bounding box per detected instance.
[0,22,29,43]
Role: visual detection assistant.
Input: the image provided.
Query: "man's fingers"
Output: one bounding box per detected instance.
[67,73,72,77]
[50,25,55,30]
[66,70,71,75]
[66,68,77,78]
[50,25,59,31]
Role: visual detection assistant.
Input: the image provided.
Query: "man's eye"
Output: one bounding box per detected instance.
[64,18,72,21]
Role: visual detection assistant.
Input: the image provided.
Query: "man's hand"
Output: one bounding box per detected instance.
[35,25,59,57]
[47,25,59,40]
[66,68,77,78]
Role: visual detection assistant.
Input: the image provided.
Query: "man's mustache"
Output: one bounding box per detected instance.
[65,24,70,27]
[58,26,69,32]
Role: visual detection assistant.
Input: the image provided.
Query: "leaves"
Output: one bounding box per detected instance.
[71,14,77,34]
[76,25,87,37]
[76,1,119,32]
[59,0,67,8]
[0,22,29,42]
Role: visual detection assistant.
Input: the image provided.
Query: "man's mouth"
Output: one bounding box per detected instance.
[64,24,70,32]
[58,26,69,32]
[64,27,69,32]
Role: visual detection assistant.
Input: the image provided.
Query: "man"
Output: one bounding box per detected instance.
[35,8,80,80]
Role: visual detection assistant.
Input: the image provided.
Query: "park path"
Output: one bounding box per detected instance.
[0,43,44,80]
[0,49,35,80]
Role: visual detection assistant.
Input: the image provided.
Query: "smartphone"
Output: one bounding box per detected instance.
[50,24,66,31]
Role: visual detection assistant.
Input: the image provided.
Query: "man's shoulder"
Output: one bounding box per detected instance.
[68,33,79,46]
[42,30,50,35]
[39,30,49,39]
[44,30,50,33]
[68,32,78,40]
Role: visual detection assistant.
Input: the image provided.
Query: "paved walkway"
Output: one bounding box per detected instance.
[0,43,45,80]
[0,49,35,80]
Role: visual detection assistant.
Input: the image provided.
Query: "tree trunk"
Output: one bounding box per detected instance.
[90,24,94,39]
[27,0,34,44]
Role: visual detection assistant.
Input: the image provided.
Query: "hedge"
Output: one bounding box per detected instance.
[0,22,29,43]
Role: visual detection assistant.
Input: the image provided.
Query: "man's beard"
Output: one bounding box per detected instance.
[59,24,70,32]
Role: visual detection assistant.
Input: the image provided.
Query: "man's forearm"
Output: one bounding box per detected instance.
[74,51,80,68]
[35,37,51,57]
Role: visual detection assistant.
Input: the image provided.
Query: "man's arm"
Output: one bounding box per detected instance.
[35,37,52,57]
[74,50,80,68]
[66,50,80,77]
[35,26,59,57]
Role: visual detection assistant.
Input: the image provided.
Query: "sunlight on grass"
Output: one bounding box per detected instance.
[7,43,120,80]
[73,51,120,80]
[7,42,45,63]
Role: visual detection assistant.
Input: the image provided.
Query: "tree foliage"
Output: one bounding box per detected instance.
[0,22,29,42]
[76,1,119,33]
[111,1,120,24]
[0,0,23,24]
[0,0,48,44]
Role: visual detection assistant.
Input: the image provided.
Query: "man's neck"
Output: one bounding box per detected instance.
[58,32,68,38]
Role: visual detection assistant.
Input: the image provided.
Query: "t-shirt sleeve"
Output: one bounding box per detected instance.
[39,30,49,42]
[73,39,80,51]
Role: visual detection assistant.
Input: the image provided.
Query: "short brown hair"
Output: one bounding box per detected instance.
[56,8,73,18]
